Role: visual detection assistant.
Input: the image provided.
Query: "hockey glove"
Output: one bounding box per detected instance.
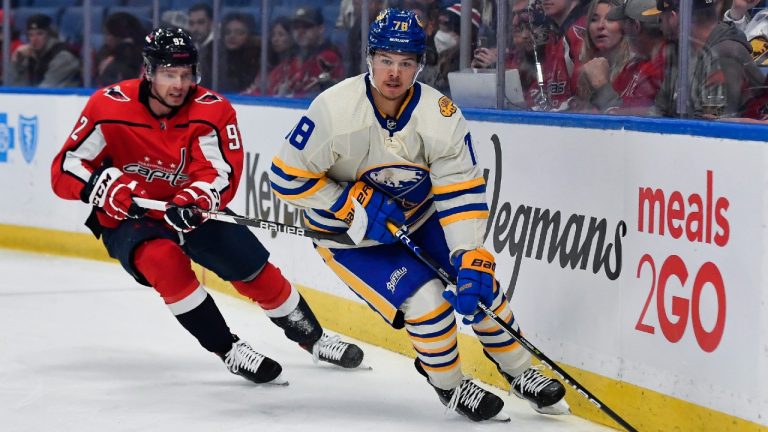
[443,248,496,324]
[332,181,405,244]
[164,182,221,232]
[81,166,148,220]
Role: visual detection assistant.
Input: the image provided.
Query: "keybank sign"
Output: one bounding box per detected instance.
[0,113,38,164]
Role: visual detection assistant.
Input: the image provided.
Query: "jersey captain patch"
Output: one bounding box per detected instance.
[195,92,222,104]
[438,96,456,117]
[103,86,130,102]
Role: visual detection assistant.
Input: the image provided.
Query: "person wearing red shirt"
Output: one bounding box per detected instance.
[51,28,363,386]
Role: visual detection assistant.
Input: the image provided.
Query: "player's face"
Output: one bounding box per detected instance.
[151,65,196,106]
[371,52,419,100]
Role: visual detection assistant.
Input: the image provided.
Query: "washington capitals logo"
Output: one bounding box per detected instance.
[18,115,37,164]
[195,92,222,104]
[103,86,130,101]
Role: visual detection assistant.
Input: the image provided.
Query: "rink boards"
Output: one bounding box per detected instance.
[0,89,765,431]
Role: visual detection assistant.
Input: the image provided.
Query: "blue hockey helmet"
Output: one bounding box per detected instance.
[367,8,426,58]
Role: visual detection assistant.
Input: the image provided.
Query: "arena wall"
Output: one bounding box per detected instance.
[0,89,765,431]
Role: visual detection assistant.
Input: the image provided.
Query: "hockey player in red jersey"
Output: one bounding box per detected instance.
[50,28,364,385]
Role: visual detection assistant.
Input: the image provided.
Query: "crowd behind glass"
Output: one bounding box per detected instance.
[2,0,768,123]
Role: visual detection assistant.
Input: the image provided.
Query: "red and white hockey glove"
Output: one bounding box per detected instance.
[82,166,148,220]
[164,182,221,232]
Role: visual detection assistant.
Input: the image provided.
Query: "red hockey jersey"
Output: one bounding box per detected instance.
[51,79,244,229]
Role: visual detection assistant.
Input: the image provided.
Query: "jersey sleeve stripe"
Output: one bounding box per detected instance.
[271,177,328,199]
[439,210,490,227]
[432,177,486,195]
[197,130,232,192]
[269,162,297,181]
[303,212,346,233]
[433,184,486,201]
[272,156,325,179]
[62,124,107,182]
[438,203,489,218]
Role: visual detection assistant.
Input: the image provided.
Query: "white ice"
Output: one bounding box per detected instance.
[0,249,613,432]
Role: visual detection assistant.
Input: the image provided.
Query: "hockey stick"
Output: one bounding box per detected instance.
[386,222,638,432]
[133,198,361,245]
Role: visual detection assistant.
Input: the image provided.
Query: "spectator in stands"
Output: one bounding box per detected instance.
[537,0,588,110]
[95,12,147,88]
[721,0,762,31]
[409,1,440,87]
[8,14,81,88]
[577,0,667,114]
[0,10,22,85]
[347,0,386,75]
[188,3,213,87]
[569,0,629,112]
[246,16,299,96]
[646,0,763,118]
[287,6,344,98]
[467,0,546,108]
[218,13,261,94]
[430,3,481,95]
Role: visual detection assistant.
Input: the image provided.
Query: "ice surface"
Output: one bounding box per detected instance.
[0,249,613,432]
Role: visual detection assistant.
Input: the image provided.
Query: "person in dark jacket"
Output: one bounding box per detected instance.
[645,0,763,118]
[218,12,261,93]
[95,12,147,87]
[8,14,81,87]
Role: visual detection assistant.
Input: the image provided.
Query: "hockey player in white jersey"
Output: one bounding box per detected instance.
[269,8,569,422]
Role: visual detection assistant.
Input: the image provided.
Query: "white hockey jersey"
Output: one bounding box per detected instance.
[269,74,488,253]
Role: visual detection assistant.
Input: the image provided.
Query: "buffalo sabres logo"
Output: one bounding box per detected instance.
[376,10,387,22]
[438,96,456,117]
[195,92,222,104]
[365,165,430,209]
[103,86,130,102]
[18,115,37,164]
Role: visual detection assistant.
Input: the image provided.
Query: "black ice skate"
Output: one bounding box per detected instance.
[503,365,570,415]
[220,336,286,385]
[302,333,365,369]
[415,360,509,422]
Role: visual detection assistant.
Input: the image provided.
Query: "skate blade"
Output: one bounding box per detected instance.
[490,411,511,422]
[267,374,289,386]
[531,398,570,415]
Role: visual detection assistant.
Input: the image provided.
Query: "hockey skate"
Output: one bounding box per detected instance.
[503,365,570,415]
[220,336,287,385]
[415,360,509,422]
[302,332,366,369]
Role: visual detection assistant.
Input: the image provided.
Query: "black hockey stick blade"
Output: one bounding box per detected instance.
[133,198,359,245]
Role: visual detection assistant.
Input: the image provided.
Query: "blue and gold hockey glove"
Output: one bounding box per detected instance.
[443,248,496,324]
[332,181,405,244]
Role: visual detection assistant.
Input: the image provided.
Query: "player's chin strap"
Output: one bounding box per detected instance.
[384,221,639,432]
